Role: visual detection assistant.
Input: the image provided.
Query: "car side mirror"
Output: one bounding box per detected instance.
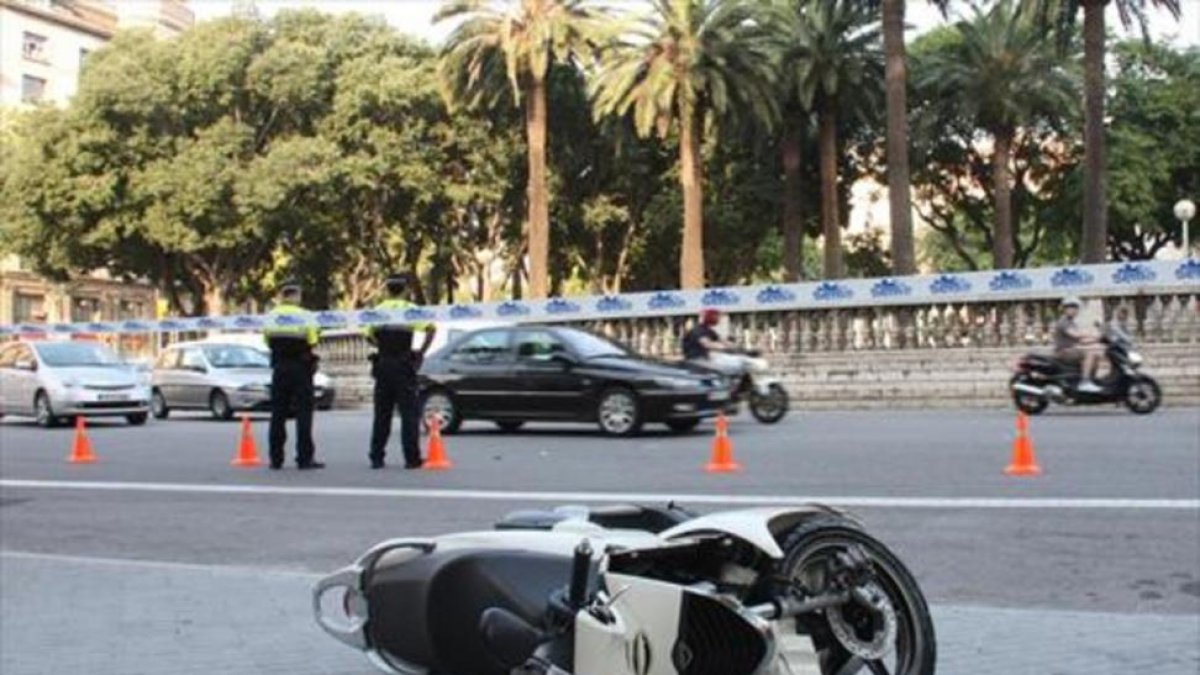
[549,353,576,369]
[189,365,207,373]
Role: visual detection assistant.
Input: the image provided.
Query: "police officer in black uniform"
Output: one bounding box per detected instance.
[366,273,436,469]
[262,281,323,470]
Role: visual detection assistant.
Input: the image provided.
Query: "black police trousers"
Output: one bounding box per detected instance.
[369,356,421,466]
[269,359,316,467]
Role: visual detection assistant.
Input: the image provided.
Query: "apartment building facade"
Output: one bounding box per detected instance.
[0,0,192,333]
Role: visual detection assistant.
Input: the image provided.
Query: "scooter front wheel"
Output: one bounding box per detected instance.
[1124,376,1161,415]
[749,383,789,423]
[777,517,936,675]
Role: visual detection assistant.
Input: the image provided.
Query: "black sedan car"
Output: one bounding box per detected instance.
[419,325,729,436]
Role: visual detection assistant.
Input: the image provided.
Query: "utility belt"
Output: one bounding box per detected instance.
[266,336,316,367]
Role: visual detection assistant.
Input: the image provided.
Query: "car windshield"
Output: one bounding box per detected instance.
[35,342,122,367]
[564,330,629,359]
[203,345,270,368]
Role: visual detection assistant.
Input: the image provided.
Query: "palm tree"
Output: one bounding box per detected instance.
[768,0,812,282]
[436,0,608,299]
[1017,0,1181,263]
[590,0,778,289]
[787,0,882,279]
[859,0,948,277]
[919,0,1076,269]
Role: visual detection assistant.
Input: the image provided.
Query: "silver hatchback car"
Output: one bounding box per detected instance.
[150,342,334,420]
[0,340,151,427]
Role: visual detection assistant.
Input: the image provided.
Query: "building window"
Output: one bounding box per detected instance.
[71,297,101,323]
[13,293,46,323]
[80,47,91,67]
[23,32,48,63]
[117,299,146,320]
[21,75,47,103]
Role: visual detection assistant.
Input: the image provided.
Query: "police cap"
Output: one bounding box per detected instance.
[385,272,409,293]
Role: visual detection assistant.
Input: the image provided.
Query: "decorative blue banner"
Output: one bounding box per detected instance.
[3,260,1195,335]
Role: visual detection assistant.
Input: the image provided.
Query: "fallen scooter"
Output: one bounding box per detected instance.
[314,503,936,675]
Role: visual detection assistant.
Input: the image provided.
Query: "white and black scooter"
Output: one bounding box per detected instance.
[694,348,790,424]
[314,504,935,675]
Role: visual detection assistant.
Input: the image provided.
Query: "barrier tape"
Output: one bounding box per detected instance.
[3,260,1197,336]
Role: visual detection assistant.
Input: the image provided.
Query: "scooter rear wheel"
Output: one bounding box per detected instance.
[1009,375,1048,415]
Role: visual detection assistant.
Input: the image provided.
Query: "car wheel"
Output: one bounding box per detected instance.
[495,420,525,433]
[597,388,642,437]
[35,391,61,429]
[209,390,234,420]
[151,389,170,419]
[126,412,149,426]
[421,390,462,434]
[666,418,701,434]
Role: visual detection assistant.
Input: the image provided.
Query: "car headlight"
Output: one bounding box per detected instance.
[653,376,700,389]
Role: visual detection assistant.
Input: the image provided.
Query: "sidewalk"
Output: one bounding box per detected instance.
[1,551,1197,675]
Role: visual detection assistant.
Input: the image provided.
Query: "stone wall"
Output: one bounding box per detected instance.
[324,343,1199,411]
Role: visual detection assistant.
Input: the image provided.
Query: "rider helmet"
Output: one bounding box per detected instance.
[700,308,720,326]
[1060,296,1082,309]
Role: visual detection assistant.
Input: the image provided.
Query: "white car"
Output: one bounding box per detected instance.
[0,340,151,427]
[199,334,335,401]
[151,340,335,420]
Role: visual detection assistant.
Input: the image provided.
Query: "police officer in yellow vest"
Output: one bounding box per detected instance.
[366,273,436,469]
[262,280,323,470]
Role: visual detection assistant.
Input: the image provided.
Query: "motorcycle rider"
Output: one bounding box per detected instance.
[1053,296,1103,393]
[682,309,743,376]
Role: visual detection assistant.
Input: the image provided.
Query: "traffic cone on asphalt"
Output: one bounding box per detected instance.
[67,416,96,464]
[231,415,262,467]
[705,413,742,473]
[1004,411,1042,476]
[423,416,453,471]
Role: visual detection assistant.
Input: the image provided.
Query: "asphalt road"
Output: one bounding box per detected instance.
[1,407,1198,674]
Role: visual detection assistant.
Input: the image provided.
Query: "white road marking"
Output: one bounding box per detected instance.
[0,549,320,579]
[2,479,1197,510]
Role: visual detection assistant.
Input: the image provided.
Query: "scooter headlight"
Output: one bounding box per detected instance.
[1127,351,1143,367]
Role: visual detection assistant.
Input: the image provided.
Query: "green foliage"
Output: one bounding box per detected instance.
[1103,41,1199,258]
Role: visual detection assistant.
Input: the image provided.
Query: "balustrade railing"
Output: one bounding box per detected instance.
[318,291,1198,365]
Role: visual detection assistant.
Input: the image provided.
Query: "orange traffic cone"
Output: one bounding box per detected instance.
[68,416,96,464]
[231,415,262,467]
[423,416,453,470]
[1004,411,1042,476]
[705,413,742,473]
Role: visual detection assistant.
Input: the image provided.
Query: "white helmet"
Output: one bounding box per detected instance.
[1061,296,1082,309]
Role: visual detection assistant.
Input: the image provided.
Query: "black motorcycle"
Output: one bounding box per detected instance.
[1010,326,1161,415]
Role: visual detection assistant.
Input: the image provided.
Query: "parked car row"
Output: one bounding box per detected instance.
[0,338,336,428]
[4,324,748,437]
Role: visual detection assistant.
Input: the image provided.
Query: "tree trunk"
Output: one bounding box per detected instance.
[992,130,1015,269]
[678,107,705,289]
[781,125,804,282]
[818,109,843,279]
[526,78,551,299]
[1080,1,1107,263]
[882,0,915,275]
[202,283,225,317]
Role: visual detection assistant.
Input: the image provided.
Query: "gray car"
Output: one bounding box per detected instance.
[0,340,151,427]
[150,342,333,420]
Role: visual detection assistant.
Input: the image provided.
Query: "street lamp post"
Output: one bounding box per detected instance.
[1175,199,1196,257]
